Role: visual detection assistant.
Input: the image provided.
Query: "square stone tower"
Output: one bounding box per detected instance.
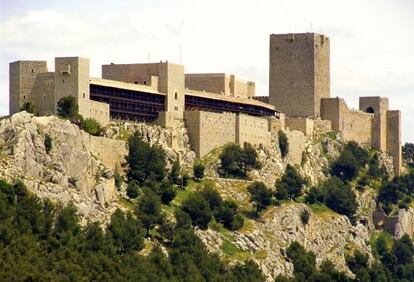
[269,33,330,118]
[9,60,48,114]
[54,57,90,115]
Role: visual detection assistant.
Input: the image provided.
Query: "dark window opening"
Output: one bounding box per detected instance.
[62,79,64,83]
[365,107,375,114]
[83,93,85,98]
[175,92,178,100]
[31,69,34,73]
[23,95,26,99]
[144,81,147,85]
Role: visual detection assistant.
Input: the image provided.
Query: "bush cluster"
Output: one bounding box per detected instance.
[275,241,349,282]
[0,178,264,281]
[378,169,414,214]
[305,177,357,218]
[219,143,261,178]
[275,164,307,200]
[182,185,244,230]
[278,130,289,158]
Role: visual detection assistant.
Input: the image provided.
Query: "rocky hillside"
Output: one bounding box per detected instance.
[0,112,194,224]
[0,111,410,281]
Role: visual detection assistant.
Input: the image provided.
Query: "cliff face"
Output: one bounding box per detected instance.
[0,112,194,224]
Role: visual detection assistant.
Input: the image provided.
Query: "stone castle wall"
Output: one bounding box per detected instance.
[185,111,236,157]
[86,135,127,172]
[321,97,372,145]
[184,110,271,157]
[185,74,229,96]
[185,73,255,98]
[387,111,402,175]
[286,117,314,136]
[236,114,271,148]
[342,109,372,145]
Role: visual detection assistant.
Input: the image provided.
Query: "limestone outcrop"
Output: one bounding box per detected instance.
[0,112,123,224]
[105,121,195,168]
[197,203,372,281]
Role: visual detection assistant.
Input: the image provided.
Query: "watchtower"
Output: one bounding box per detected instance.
[9,60,48,114]
[269,33,330,118]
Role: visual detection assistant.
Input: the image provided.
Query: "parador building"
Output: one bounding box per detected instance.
[9,33,402,175]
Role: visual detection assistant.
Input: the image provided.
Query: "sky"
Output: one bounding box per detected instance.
[0,0,413,142]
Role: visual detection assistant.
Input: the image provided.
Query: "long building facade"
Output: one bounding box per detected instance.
[9,33,402,175]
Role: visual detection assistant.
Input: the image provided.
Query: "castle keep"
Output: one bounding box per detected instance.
[9,33,402,175]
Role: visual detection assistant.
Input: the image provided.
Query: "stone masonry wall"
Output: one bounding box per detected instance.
[32,72,55,116]
[286,117,314,136]
[185,73,228,95]
[236,114,271,148]
[387,111,402,176]
[321,97,372,145]
[342,110,372,145]
[269,33,330,117]
[185,110,271,157]
[185,111,236,157]
[9,61,48,115]
[87,135,127,172]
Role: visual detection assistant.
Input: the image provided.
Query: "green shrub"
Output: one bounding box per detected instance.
[331,142,369,183]
[57,96,78,119]
[275,164,306,200]
[331,150,360,182]
[300,209,310,225]
[215,200,244,231]
[136,188,164,237]
[403,142,414,167]
[126,181,140,199]
[169,158,181,185]
[278,130,289,158]
[247,181,273,214]
[44,134,52,154]
[181,192,213,229]
[322,177,357,218]
[126,132,166,185]
[159,180,176,204]
[219,143,260,178]
[21,101,37,114]
[80,118,104,136]
[114,171,123,190]
[193,160,205,180]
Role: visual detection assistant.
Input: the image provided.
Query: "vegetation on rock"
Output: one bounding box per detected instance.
[247,181,273,214]
[57,96,79,119]
[219,143,260,178]
[20,101,37,115]
[0,178,264,281]
[275,164,307,200]
[278,130,289,158]
[193,159,205,180]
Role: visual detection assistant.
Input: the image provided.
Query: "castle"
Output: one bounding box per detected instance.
[9,33,402,175]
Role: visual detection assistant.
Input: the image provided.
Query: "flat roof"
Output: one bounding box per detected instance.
[185,89,275,111]
[89,77,165,96]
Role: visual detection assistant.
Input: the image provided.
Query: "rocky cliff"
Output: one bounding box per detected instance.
[0,112,194,225]
[0,112,409,281]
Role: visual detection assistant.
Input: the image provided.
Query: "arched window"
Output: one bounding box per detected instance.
[365,107,374,113]
[175,92,178,100]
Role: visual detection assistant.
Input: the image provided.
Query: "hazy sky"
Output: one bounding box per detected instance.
[1,0,413,141]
